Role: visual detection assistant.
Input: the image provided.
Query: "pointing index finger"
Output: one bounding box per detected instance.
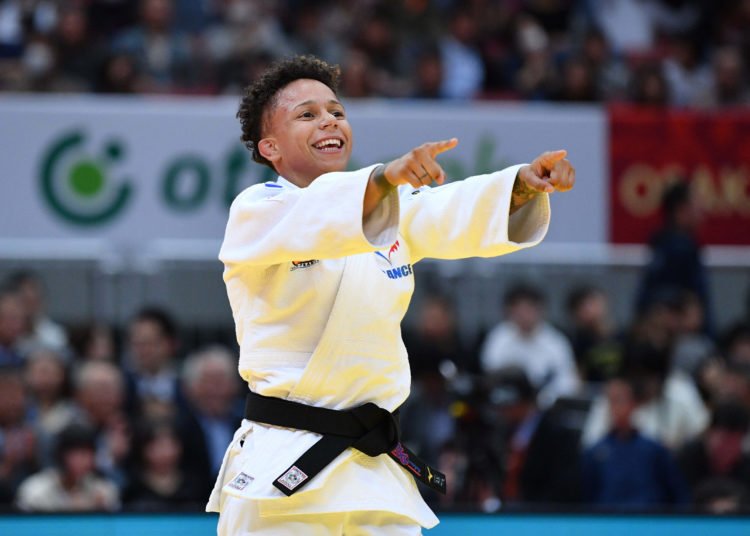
[425,138,459,157]
[536,149,567,167]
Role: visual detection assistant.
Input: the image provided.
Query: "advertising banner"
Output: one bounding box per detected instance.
[0,97,606,260]
[609,106,750,245]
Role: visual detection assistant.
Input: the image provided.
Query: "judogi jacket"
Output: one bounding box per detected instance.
[207,164,550,527]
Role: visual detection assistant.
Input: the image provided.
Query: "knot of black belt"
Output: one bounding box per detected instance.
[243,391,446,496]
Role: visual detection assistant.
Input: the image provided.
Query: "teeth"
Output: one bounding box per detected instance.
[315,139,342,149]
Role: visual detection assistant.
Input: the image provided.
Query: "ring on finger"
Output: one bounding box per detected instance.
[418,172,431,183]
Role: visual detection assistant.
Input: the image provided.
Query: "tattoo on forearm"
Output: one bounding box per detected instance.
[510,172,537,215]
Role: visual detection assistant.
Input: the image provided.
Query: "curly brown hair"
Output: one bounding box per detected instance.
[237,55,341,169]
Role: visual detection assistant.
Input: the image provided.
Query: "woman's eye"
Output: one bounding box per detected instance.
[332,111,345,118]
[300,111,314,119]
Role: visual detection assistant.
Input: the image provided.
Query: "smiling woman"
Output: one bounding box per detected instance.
[212,54,574,536]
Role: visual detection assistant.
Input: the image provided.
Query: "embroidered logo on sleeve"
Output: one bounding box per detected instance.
[276,466,308,490]
[374,240,412,280]
[227,472,253,491]
[290,259,319,271]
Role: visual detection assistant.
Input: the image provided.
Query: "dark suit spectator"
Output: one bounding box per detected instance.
[178,345,241,496]
[581,377,690,509]
[636,181,712,335]
[124,307,183,416]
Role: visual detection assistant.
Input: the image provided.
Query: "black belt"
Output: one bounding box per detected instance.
[243,391,446,496]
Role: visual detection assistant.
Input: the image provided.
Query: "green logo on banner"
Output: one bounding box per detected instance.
[40,131,133,225]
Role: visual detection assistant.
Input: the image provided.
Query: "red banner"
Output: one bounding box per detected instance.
[609,106,750,245]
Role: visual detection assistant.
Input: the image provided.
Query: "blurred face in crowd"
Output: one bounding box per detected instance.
[0,374,26,426]
[678,294,704,334]
[129,319,175,374]
[25,350,67,403]
[188,357,238,418]
[76,364,124,425]
[0,293,26,346]
[418,298,454,340]
[58,8,88,46]
[62,447,96,483]
[606,379,636,433]
[507,298,543,335]
[574,290,608,331]
[15,278,44,320]
[259,79,352,186]
[144,428,182,473]
[141,0,173,31]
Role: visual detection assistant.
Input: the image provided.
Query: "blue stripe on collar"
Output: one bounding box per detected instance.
[265,183,282,188]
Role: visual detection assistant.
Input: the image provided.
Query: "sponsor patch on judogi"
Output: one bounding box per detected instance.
[290,259,319,271]
[227,472,253,491]
[276,466,308,490]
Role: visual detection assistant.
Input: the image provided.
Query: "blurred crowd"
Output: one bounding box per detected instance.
[1,177,750,514]
[1,0,749,106]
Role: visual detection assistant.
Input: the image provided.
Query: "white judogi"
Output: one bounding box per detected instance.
[208,164,550,531]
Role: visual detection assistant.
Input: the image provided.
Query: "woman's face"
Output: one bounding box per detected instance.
[260,79,353,186]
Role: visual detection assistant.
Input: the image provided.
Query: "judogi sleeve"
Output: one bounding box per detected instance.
[399,164,550,262]
[219,165,399,271]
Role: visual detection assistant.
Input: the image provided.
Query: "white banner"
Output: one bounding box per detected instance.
[0,96,607,260]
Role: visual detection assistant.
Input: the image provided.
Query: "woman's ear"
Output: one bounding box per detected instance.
[258,138,279,163]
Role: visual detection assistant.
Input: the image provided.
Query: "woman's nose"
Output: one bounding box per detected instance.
[320,112,338,129]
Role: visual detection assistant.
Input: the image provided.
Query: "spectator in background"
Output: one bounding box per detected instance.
[583,0,658,56]
[582,339,709,450]
[671,291,716,377]
[708,45,750,106]
[662,33,713,107]
[16,423,119,511]
[179,345,241,496]
[71,361,132,488]
[678,401,750,505]
[581,377,690,509]
[481,283,580,408]
[94,53,139,93]
[579,28,630,101]
[0,368,38,503]
[552,56,599,102]
[439,8,485,99]
[352,11,409,97]
[403,293,472,379]
[124,418,204,510]
[411,45,443,100]
[338,49,376,98]
[636,180,711,334]
[514,14,554,100]
[24,348,76,465]
[52,5,99,90]
[69,322,117,363]
[0,291,25,367]
[399,369,455,469]
[630,61,670,106]
[111,0,192,92]
[723,323,750,366]
[125,307,183,416]
[484,365,585,505]
[4,270,68,358]
[485,366,541,503]
[565,285,623,385]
